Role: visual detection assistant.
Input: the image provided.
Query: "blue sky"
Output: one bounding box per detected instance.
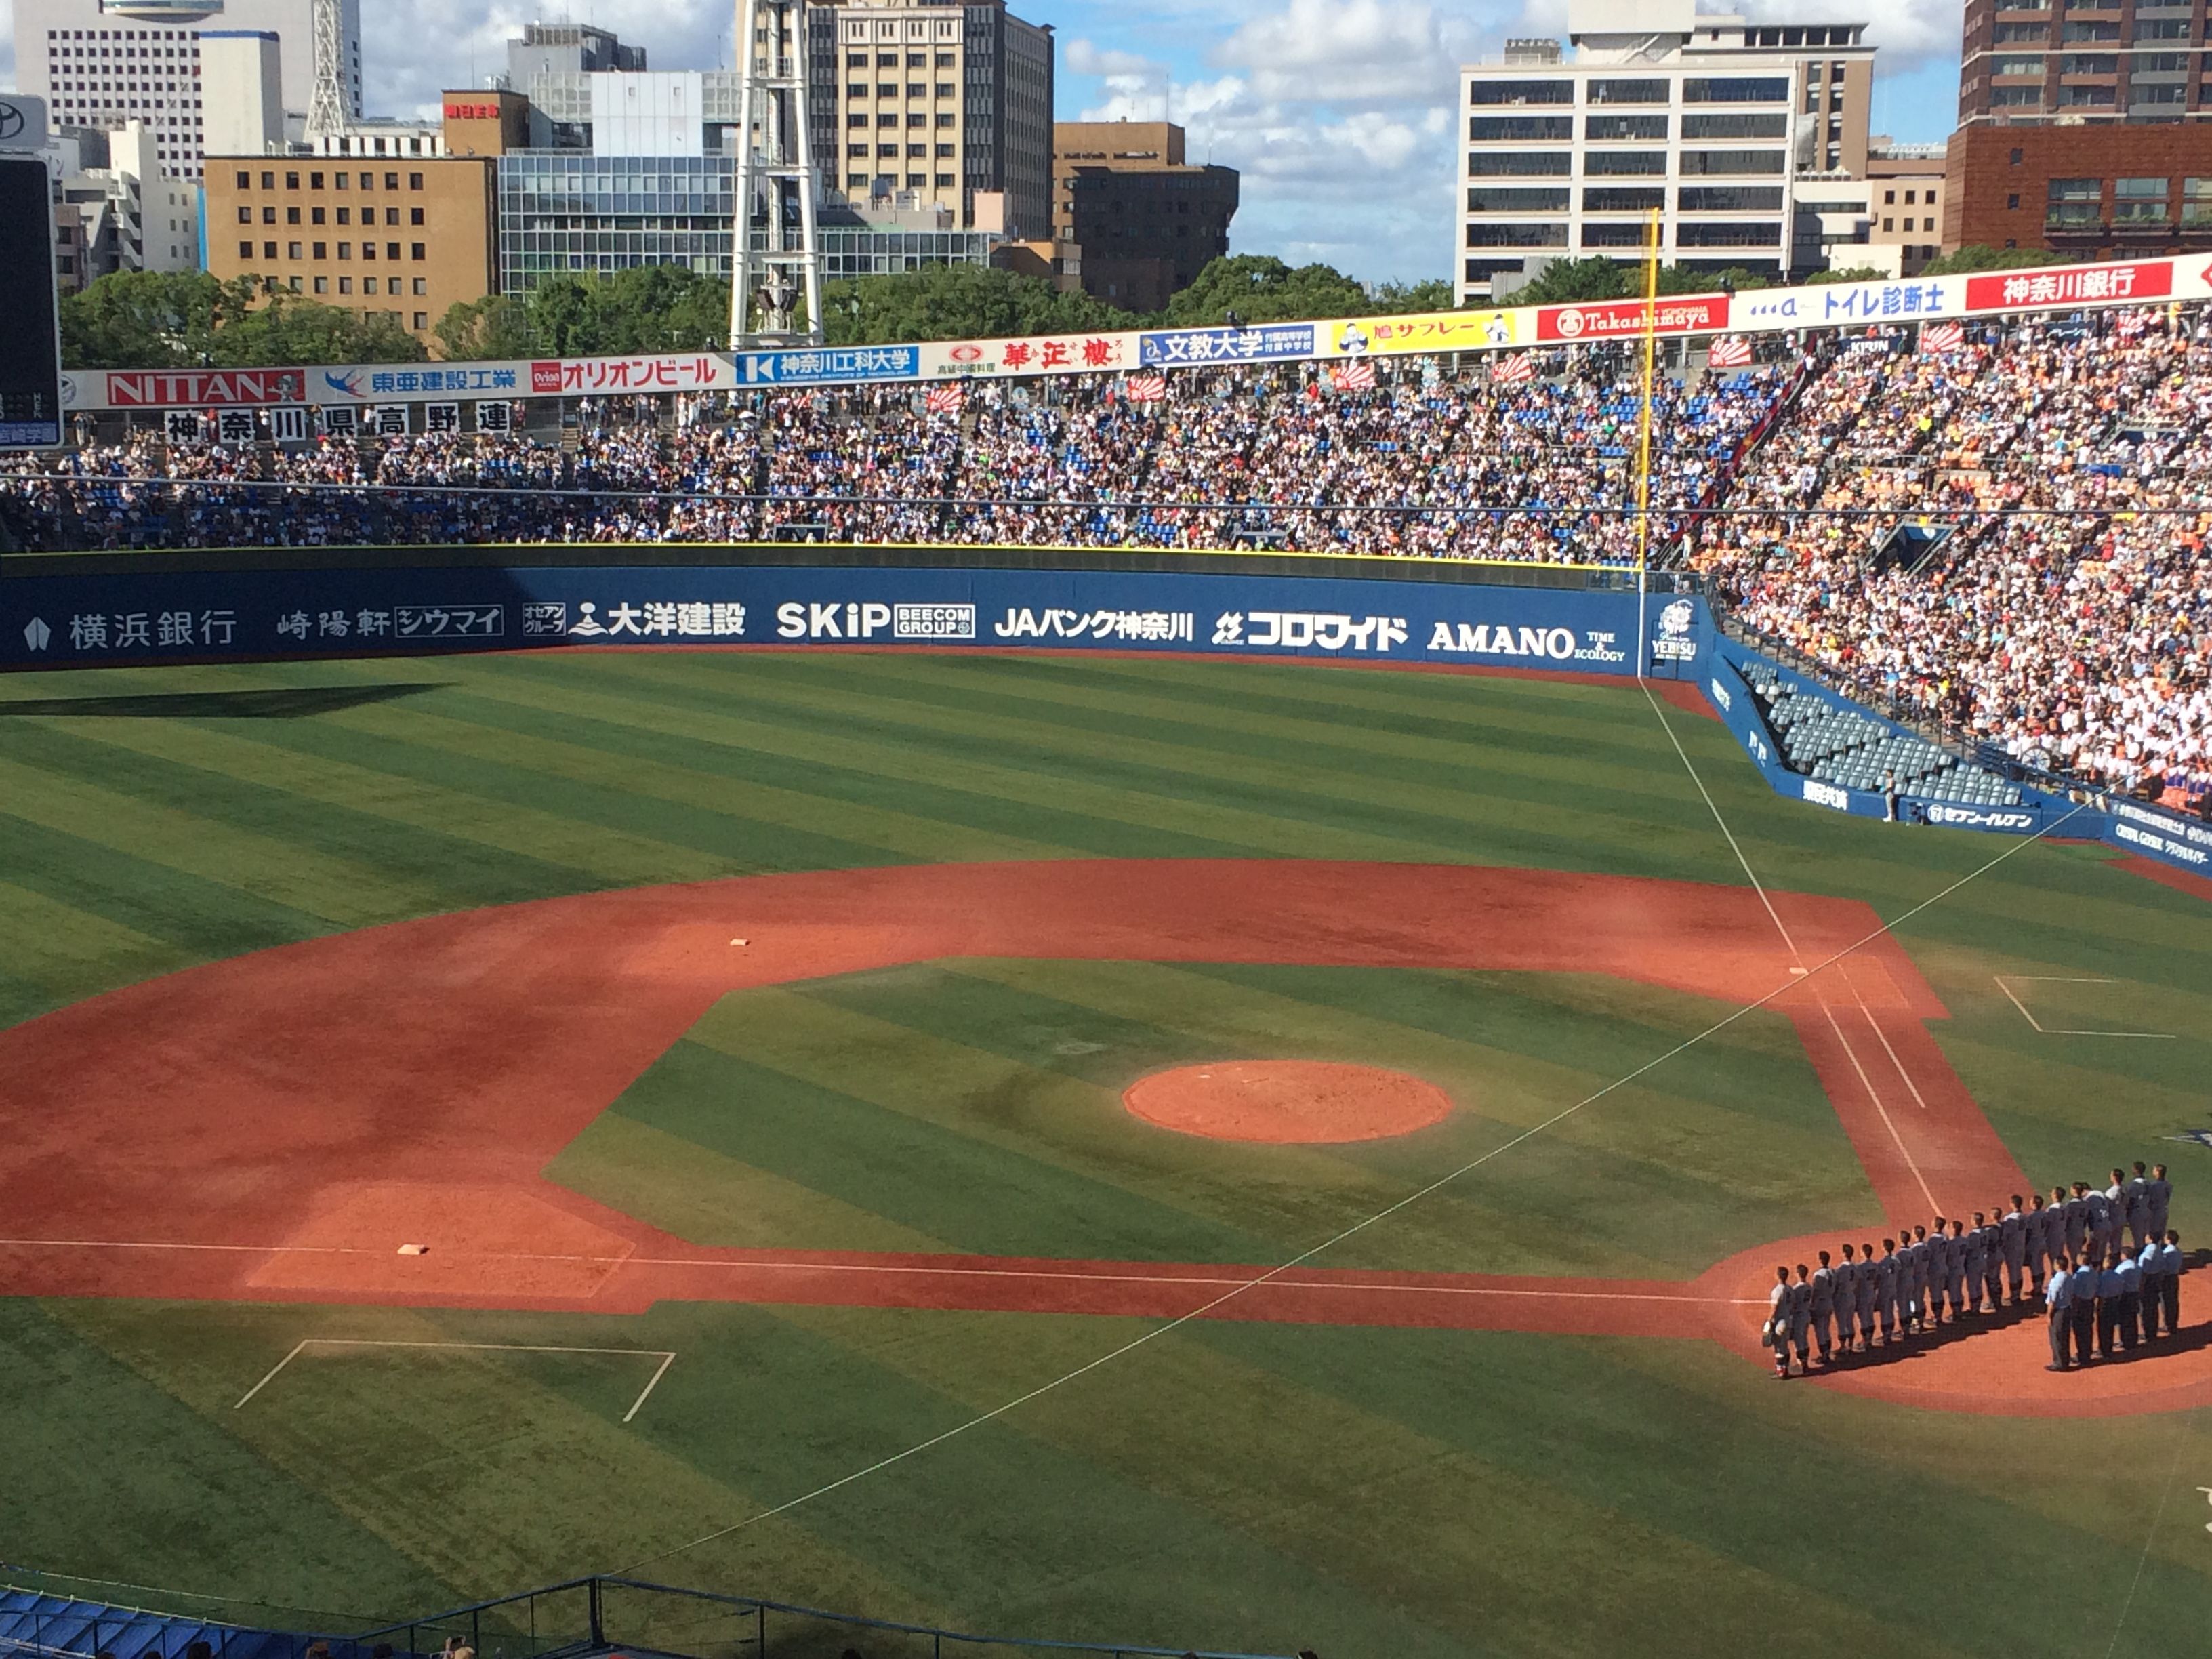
[1,0,1967,283]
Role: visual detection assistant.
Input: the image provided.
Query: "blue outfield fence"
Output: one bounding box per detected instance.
[0,556,1713,679]
[0,1574,1298,1659]
[2,547,2205,880]
[1705,644,2212,880]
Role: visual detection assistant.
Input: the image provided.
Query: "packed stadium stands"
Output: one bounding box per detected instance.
[1,302,2207,812]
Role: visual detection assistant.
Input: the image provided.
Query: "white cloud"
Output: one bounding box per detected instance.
[1213,0,1460,106]
[359,0,736,119]
[1063,39,1162,79]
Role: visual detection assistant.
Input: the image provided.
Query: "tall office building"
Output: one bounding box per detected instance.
[1053,122,1238,310]
[1959,0,2202,125]
[1945,0,2212,258]
[14,0,361,178]
[807,0,1054,237]
[1455,0,1873,302]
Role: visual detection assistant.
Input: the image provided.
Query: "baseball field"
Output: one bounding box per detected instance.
[1,646,2208,1657]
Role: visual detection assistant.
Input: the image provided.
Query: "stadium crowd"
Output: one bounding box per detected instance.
[0,352,1786,561]
[3,301,2209,808]
[1763,1162,2187,1378]
[1694,304,2212,808]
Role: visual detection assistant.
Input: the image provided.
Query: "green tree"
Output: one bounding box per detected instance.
[1505,258,1767,308]
[1803,265,1892,285]
[1503,256,1635,306]
[58,270,428,367]
[211,293,426,367]
[1158,255,1372,327]
[1921,243,2052,276]
[1366,277,1458,314]
[59,270,250,369]
[819,262,1127,344]
[435,294,539,361]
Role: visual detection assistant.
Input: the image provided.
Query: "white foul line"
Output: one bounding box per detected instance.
[1639,682,1942,1215]
[230,1338,676,1422]
[1992,975,2178,1040]
[0,1233,1766,1306]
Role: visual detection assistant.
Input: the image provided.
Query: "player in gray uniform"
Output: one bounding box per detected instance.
[1833,1244,1860,1353]
[2024,1193,2051,1295]
[1955,1212,1990,1318]
[1904,1225,1931,1332]
[1788,1265,1815,1370]
[2045,1187,2072,1286]
[1856,1238,1882,1348]
[1809,1249,1838,1364]
[2148,1164,2173,1243]
[1767,1267,1795,1377]
[1961,1214,1990,1315]
[2063,1183,2091,1259]
[2125,1163,2152,1249]
[1926,1218,1953,1323]
[1876,1238,1902,1342]
[2000,1197,2028,1307]
[1982,1208,2007,1309]
[2085,1182,2115,1261]
[2104,1170,2131,1256]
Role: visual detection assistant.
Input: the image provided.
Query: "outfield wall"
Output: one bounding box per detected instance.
[7,552,2206,881]
[0,556,1712,678]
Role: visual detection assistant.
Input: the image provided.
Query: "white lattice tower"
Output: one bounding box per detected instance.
[304,0,351,140]
[731,0,825,348]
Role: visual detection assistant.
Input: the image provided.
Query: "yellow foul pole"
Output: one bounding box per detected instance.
[1633,206,1660,674]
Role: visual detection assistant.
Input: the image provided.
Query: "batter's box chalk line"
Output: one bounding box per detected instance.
[232,1338,676,1422]
[1992,975,2180,1040]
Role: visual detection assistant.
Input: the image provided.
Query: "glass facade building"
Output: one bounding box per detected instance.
[495,151,996,292]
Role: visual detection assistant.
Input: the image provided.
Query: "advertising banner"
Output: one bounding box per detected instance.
[1734,276,1954,329]
[1139,323,1317,367]
[1964,260,2173,312]
[918,331,1139,380]
[1534,295,1731,342]
[1319,310,1519,357]
[731,346,919,387]
[0,560,1704,680]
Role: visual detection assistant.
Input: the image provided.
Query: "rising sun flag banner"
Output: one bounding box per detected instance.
[1707,336,1754,368]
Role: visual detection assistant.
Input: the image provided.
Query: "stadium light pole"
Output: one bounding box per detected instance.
[1633,207,1660,676]
[731,0,826,351]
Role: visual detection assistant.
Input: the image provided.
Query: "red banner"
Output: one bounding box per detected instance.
[1534,295,1731,343]
[1965,262,2172,312]
[106,369,306,407]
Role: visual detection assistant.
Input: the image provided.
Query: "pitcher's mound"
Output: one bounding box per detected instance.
[1124,1061,1453,1145]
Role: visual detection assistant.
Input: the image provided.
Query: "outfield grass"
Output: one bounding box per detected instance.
[3,649,2210,1657]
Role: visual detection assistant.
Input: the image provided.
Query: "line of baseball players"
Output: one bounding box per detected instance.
[1765,1162,2184,1377]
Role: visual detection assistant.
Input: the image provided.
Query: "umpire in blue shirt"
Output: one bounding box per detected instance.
[2068,1253,2101,1366]
[2044,1252,2076,1372]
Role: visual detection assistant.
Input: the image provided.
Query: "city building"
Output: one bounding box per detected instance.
[1052,121,1237,310]
[1865,140,1946,275]
[1455,0,1875,302]
[808,0,1056,237]
[490,18,1007,295]
[1946,0,2212,259]
[1958,0,2207,127]
[49,119,203,291]
[203,111,497,345]
[13,0,361,178]
[1942,125,2212,259]
[199,29,283,157]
